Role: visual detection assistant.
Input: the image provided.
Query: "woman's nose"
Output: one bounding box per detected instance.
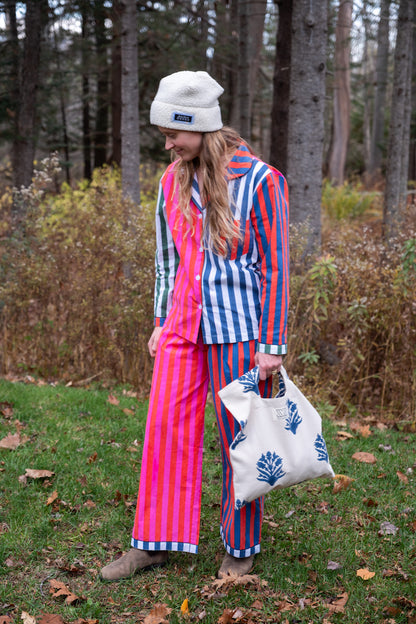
[165,137,174,150]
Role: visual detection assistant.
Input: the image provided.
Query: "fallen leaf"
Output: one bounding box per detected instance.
[218,610,234,624]
[352,452,376,464]
[333,474,354,493]
[38,615,66,624]
[357,568,375,580]
[350,423,372,437]
[24,469,54,479]
[0,432,28,450]
[48,579,83,605]
[21,613,37,624]
[143,604,171,624]
[123,408,134,416]
[46,491,59,506]
[325,591,348,613]
[393,596,416,609]
[336,431,354,440]
[327,560,343,570]
[0,616,13,624]
[180,598,190,615]
[378,521,399,536]
[0,401,14,418]
[87,452,98,464]
[107,394,120,406]
[213,573,267,590]
[397,471,408,484]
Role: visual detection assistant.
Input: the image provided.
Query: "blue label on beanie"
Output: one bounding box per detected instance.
[172,112,194,125]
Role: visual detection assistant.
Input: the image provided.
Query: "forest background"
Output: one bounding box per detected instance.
[0,0,415,423]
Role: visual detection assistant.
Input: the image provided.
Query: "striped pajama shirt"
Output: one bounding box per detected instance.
[131,144,289,556]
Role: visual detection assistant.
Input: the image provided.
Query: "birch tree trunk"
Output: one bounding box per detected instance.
[369,0,390,179]
[286,0,328,253]
[383,0,414,241]
[328,0,352,185]
[120,0,140,205]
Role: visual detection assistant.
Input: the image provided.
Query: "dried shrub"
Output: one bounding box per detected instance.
[288,204,416,421]
[0,161,160,393]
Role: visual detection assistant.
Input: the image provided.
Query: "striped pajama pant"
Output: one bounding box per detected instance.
[131,328,273,557]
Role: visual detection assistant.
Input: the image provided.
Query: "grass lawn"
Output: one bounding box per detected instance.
[0,378,415,623]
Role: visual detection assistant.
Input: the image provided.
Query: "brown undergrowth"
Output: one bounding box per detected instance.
[0,164,415,419]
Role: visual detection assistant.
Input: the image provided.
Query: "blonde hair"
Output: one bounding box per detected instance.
[173,126,247,256]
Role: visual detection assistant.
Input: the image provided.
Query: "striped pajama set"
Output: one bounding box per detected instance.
[131,144,289,557]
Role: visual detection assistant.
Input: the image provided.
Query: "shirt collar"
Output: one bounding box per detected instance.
[226,143,255,179]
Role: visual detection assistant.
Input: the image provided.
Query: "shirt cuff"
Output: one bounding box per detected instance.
[154,317,166,327]
[257,342,287,355]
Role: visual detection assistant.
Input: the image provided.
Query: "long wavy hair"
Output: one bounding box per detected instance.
[173,126,249,256]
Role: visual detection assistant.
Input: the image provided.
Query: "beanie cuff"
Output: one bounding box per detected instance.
[150,100,223,132]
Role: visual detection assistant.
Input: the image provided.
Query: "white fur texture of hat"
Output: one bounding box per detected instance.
[150,70,224,132]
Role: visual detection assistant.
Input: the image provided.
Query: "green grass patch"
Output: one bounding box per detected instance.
[0,379,415,623]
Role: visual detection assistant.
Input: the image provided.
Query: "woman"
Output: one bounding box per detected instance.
[101,70,289,581]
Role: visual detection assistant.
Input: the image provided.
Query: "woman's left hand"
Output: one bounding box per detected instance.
[255,352,282,380]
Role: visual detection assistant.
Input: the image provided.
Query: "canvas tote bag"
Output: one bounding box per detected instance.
[218,366,335,509]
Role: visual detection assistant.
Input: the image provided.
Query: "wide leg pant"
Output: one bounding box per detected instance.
[131,328,273,557]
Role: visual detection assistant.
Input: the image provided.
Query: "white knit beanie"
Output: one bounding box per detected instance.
[150,70,224,132]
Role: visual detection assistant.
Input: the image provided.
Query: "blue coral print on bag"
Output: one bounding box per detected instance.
[276,373,286,398]
[315,433,329,462]
[285,399,302,434]
[256,451,286,485]
[238,368,260,395]
[230,428,247,450]
[235,499,248,510]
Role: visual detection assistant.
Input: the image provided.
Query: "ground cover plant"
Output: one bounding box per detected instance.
[0,378,415,623]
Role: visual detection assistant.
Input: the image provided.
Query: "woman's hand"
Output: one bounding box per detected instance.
[148,326,163,357]
[255,352,282,380]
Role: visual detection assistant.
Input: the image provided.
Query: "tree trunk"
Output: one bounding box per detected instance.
[93,0,109,168]
[81,5,92,180]
[270,0,292,174]
[328,0,352,185]
[120,0,140,205]
[383,0,414,241]
[111,0,122,167]
[11,0,48,191]
[369,0,390,179]
[286,0,328,253]
[238,0,250,139]
[362,0,371,180]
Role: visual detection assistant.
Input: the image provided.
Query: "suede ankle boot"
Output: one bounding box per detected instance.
[217,552,254,578]
[100,548,168,581]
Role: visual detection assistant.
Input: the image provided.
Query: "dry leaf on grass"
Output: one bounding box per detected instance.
[46,491,59,506]
[0,432,29,450]
[21,613,37,624]
[356,568,375,580]
[180,599,190,615]
[379,521,399,536]
[38,614,66,624]
[332,474,354,494]
[213,573,267,591]
[352,452,376,464]
[143,604,172,624]
[325,591,349,613]
[107,394,120,406]
[24,469,54,479]
[397,471,408,483]
[48,579,84,605]
[0,402,14,418]
[0,616,13,624]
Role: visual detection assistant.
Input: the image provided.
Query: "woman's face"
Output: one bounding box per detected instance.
[158,127,203,161]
